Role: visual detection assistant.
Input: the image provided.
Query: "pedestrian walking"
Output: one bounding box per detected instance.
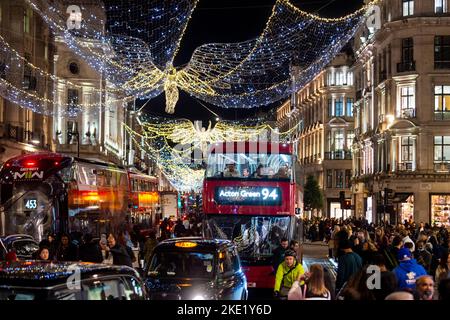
[336,239,363,293]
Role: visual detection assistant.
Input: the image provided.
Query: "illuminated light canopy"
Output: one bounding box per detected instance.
[0,0,380,115]
[124,114,300,192]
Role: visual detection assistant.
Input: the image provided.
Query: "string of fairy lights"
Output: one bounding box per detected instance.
[0,0,380,189]
[0,0,380,117]
[125,115,302,191]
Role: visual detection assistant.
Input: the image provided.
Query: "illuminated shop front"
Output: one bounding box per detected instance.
[431,194,450,228]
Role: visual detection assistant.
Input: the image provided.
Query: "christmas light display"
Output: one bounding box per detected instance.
[124,114,301,191]
[1,0,380,116]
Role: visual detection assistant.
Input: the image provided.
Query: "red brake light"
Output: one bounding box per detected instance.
[54,161,59,166]
[24,160,37,167]
[5,163,11,167]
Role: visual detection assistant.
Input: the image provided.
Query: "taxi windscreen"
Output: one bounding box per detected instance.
[148,251,215,279]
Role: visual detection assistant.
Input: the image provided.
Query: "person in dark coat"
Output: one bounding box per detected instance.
[272,238,289,272]
[173,219,187,238]
[336,239,363,293]
[106,233,133,267]
[79,233,103,263]
[56,234,79,261]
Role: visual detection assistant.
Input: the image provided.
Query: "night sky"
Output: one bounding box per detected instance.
[135,0,364,122]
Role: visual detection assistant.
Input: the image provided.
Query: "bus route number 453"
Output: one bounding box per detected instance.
[24,199,38,210]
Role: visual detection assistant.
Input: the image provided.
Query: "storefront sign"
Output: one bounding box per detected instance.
[215,186,282,206]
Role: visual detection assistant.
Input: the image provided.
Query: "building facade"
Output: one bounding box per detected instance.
[0,0,54,164]
[53,0,131,166]
[277,52,355,218]
[353,0,450,227]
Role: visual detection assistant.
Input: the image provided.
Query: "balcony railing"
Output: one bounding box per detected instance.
[325,151,352,160]
[434,111,450,120]
[434,162,450,172]
[396,162,413,172]
[397,61,416,73]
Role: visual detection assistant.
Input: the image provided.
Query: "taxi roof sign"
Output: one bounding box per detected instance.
[175,241,198,248]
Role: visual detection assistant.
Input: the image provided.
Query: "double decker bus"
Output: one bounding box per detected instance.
[0,153,133,242]
[128,171,159,226]
[203,142,299,290]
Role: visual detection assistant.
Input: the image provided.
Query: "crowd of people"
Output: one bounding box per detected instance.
[1,214,204,270]
[273,216,450,300]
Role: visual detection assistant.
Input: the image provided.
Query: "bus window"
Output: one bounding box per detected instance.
[206,153,292,181]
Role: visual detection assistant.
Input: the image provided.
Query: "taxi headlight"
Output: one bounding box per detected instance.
[192,295,205,300]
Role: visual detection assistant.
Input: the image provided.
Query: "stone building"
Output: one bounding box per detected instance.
[0,0,54,163]
[277,51,355,218]
[352,0,450,227]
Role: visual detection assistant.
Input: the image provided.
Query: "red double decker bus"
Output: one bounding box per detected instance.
[203,142,299,290]
[0,153,153,242]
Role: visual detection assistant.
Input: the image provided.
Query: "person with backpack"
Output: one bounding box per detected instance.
[273,250,305,299]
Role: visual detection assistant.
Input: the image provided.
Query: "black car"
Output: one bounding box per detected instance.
[0,234,39,260]
[0,261,148,300]
[144,237,248,300]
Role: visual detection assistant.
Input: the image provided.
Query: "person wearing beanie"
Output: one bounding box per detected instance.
[393,248,427,291]
[274,249,305,299]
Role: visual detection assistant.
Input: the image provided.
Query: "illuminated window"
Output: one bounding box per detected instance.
[397,85,415,118]
[434,136,450,163]
[434,85,450,120]
[403,0,414,17]
[346,98,354,117]
[335,97,344,116]
[435,0,448,13]
[24,8,32,34]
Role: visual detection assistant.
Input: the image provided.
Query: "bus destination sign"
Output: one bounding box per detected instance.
[215,186,282,206]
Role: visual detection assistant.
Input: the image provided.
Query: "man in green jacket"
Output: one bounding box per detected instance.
[274,250,305,298]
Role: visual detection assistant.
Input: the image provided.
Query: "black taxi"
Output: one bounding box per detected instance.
[144,237,248,300]
[0,261,148,300]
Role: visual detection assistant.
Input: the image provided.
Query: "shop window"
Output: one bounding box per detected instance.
[431,195,450,228]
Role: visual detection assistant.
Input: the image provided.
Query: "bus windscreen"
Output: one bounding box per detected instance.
[204,215,292,265]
